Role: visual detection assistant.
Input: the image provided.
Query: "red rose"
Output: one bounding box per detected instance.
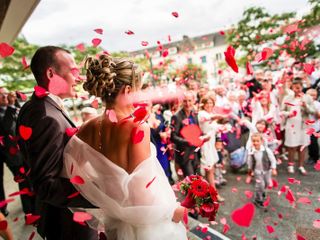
[190,179,209,198]
[209,185,218,202]
[199,203,219,221]
[181,191,196,208]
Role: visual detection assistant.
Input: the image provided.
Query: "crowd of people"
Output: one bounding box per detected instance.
[0,44,319,239]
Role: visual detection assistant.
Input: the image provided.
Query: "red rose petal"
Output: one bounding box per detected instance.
[0,220,7,230]
[315,160,320,171]
[16,91,27,101]
[231,203,255,227]
[9,188,33,197]
[92,38,102,47]
[65,127,78,137]
[219,31,225,36]
[266,225,274,234]
[223,223,230,234]
[297,197,311,205]
[0,42,15,58]
[94,28,103,34]
[0,198,15,208]
[125,30,135,35]
[91,99,99,109]
[244,190,253,199]
[34,86,49,98]
[303,63,315,75]
[141,41,149,47]
[296,234,306,240]
[224,50,238,73]
[28,231,36,240]
[25,214,41,225]
[162,49,169,58]
[172,12,179,18]
[106,109,118,123]
[73,212,92,223]
[131,127,144,144]
[132,107,148,122]
[313,219,320,229]
[183,208,188,225]
[70,176,85,185]
[246,61,254,75]
[285,189,295,203]
[67,191,81,199]
[22,56,29,69]
[283,23,299,34]
[19,125,32,140]
[180,124,203,147]
[263,195,271,207]
[146,176,156,188]
[75,43,86,52]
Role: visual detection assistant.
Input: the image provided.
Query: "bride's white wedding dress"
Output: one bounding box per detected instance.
[63,136,187,240]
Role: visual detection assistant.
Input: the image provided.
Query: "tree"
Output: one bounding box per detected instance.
[171,63,207,84]
[0,37,38,91]
[226,0,319,67]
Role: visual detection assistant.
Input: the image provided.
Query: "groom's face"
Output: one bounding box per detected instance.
[53,51,79,99]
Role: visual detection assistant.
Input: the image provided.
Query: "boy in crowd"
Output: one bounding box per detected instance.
[247,133,277,208]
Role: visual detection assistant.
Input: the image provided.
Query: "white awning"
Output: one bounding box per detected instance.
[0,0,40,43]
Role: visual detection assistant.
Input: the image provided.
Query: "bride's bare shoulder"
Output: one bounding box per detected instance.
[77,115,101,142]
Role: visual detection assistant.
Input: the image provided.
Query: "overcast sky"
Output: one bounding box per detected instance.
[21,0,310,52]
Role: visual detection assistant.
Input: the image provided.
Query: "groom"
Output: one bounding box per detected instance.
[17,46,97,239]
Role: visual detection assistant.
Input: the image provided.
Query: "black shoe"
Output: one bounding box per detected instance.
[188,211,199,220]
[1,208,9,217]
[253,199,265,208]
[306,159,316,165]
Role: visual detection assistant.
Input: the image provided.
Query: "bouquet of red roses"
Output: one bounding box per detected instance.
[178,175,219,221]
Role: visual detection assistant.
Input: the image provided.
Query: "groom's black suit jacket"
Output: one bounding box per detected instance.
[17,94,96,239]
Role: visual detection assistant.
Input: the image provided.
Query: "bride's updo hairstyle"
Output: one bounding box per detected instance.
[84,54,141,106]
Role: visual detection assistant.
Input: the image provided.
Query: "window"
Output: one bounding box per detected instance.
[201,56,207,63]
[215,53,222,61]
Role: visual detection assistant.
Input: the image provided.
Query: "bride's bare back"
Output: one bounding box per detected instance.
[77,114,150,174]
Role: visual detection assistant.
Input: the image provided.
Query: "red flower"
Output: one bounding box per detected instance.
[181,192,196,208]
[190,179,209,198]
[199,203,219,221]
[209,185,218,202]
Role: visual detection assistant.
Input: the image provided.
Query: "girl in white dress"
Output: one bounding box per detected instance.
[63,55,187,240]
[198,95,226,202]
[281,78,316,175]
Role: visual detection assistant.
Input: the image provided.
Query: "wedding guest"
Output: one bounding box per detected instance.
[198,95,225,201]
[171,91,201,177]
[0,87,35,217]
[306,88,320,164]
[281,78,316,175]
[247,133,277,208]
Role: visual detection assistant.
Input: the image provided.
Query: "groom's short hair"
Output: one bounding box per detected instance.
[30,46,70,88]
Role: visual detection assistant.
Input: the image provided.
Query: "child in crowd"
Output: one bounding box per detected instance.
[215,138,228,187]
[247,133,277,208]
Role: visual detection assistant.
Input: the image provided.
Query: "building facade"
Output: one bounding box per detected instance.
[129,32,227,87]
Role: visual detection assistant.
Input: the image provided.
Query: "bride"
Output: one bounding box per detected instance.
[63,55,187,240]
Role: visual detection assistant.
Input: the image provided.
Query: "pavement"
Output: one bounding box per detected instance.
[195,161,320,240]
[2,159,320,240]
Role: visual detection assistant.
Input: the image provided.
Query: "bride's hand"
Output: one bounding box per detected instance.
[172,206,186,223]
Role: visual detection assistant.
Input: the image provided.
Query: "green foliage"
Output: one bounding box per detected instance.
[171,63,207,83]
[0,37,38,90]
[226,0,320,67]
